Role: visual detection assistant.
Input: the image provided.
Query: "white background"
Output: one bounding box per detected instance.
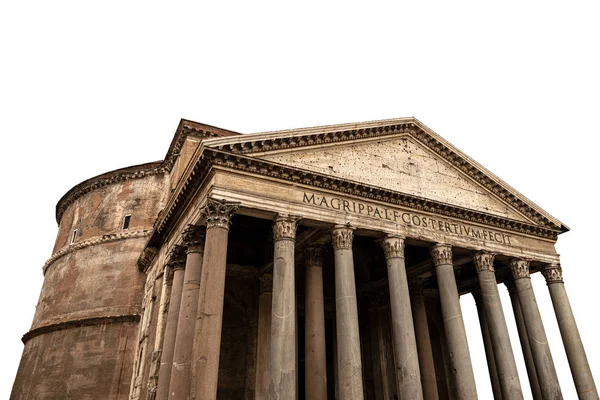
[1,1,598,398]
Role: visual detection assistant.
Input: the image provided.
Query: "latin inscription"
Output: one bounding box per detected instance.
[303,192,512,246]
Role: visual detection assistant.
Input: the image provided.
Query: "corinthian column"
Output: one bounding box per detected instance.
[168,225,206,399]
[472,290,503,400]
[255,274,273,400]
[156,246,187,400]
[192,199,239,400]
[305,246,327,400]
[474,252,523,399]
[269,215,301,400]
[430,243,478,399]
[509,259,562,399]
[410,279,439,400]
[331,224,364,399]
[380,235,423,399]
[542,264,598,399]
[505,281,542,400]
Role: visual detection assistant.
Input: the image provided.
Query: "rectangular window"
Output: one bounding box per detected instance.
[122,215,131,230]
[71,229,78,244]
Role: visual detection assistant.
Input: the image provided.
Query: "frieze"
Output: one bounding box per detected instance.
[44,229,152,275]
[510,259,530,280]
[202,198,240,229]
[303,191,514,246]
[380,235,405,259]
[272,215,301,241]
[431,244,453,267]
[473,252,496,273]
[541,264,563,284]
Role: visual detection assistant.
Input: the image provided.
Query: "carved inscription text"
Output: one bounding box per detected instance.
[302,192,513,246]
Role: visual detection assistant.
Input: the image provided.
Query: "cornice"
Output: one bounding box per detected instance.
[55,161,166,224]
[203,118,566,232]
[22,314,140,344]
[55,120,240,226]
[205,149,561,240]
[162,119,241,172]
[43,229,152,275]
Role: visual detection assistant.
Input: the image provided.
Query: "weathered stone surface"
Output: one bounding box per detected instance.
[14,117,595,400]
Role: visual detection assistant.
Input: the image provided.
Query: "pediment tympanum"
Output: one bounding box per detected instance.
[258,135,531,223]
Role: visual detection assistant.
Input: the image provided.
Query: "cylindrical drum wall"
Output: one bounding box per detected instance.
[11,164,167,399]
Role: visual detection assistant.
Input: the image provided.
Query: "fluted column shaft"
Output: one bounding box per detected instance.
[410,280,439,400]
[191,199,239,400]
[542,264,598,400]
[474,252,523,399]
[431,243,478,399]
[473,290,503,400]
[332,224,364,399]
[381,235,423,399]
[305,246,327,400]
[505,282,542,400]
[269,215,300,400]
[255,275,273,400]
[510,260,562,400]
[168,226,206,399]
[156,246,187,400]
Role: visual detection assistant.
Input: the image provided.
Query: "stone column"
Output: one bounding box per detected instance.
[191,199,238,400]
[505,281,542,400]
[474,252,523,399]
[156,246,187,400]
[472,290,503,400]
[542,264,598,399]
[255,274,273,400]
[380,235,423,399]
[410,279,439,400]
[509,259,562,399]
[269,215,301,400]
[331,224,364,399]
[430,243,478,399]
[168,225,206,399]
[305,246,327,400]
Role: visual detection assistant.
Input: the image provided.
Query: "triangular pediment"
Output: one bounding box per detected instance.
[259,135,534,223]
[199,117,566,232]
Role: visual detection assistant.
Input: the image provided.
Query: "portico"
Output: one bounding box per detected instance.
[135,118,597,400]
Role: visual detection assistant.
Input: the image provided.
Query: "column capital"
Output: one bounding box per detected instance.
[510,259,530,280]
[473,251,496,273]
[272,215,301,241]
[541,264,563,284]
[182,224,206,254]
[201,198,240,230]
[379,235,405,259]
[168,245,187,270]
[430,243,452,267]
[331,224,355,250]
[305,246,325,266]
[259,273,273,293]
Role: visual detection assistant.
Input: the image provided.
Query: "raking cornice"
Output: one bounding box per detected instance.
[153,147,562,247]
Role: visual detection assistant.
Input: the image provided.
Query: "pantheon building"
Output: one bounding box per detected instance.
[11,118,598,399]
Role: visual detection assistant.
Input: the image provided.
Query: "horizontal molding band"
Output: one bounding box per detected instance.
[22,314,140,344]
[43,229,152,275]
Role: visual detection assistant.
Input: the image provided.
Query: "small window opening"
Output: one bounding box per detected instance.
[122,215,131,230]
[71,229,78,244]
